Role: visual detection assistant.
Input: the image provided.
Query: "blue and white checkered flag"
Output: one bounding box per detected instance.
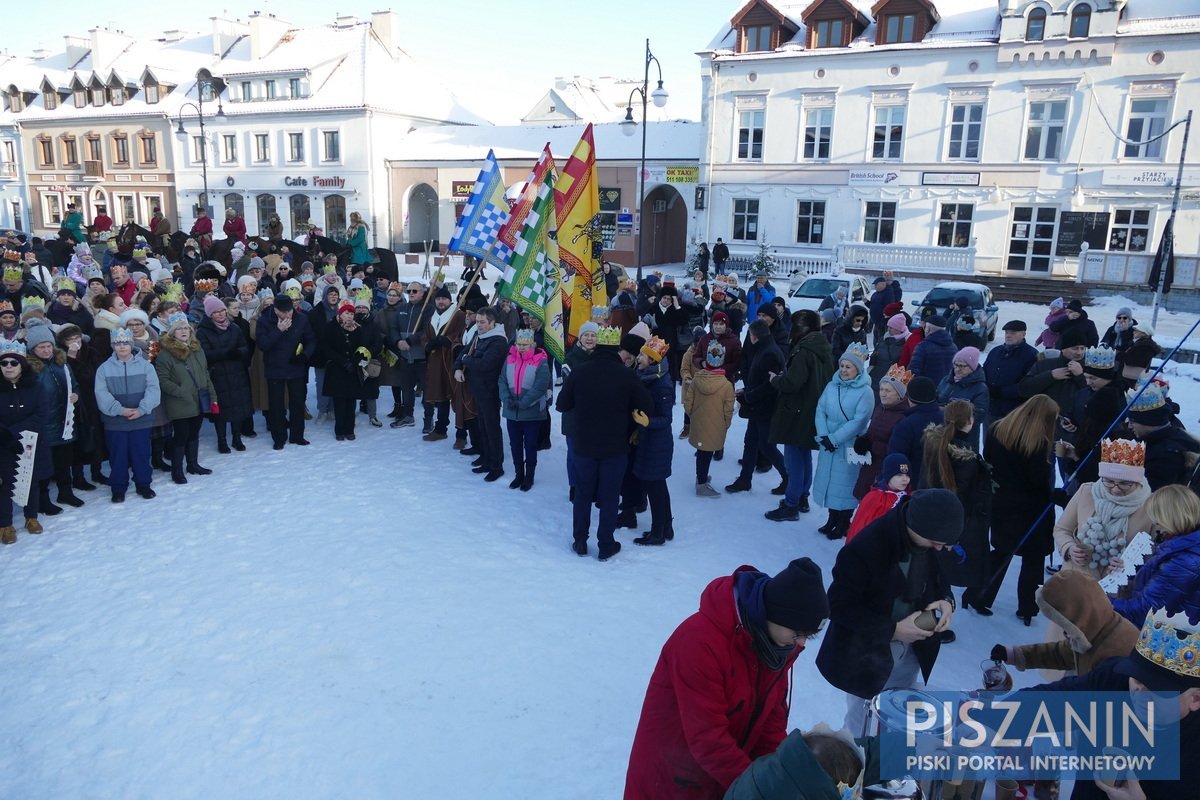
[448,149,510,263]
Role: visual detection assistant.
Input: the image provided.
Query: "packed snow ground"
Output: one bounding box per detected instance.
[1,264,1196,798]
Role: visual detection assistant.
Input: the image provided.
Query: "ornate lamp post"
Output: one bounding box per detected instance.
[622,39,668,282]
[175,70,225,219]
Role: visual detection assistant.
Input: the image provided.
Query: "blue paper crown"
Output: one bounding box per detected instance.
[1084,344,1117,371]
[842,342,869,364]
[1136,609,1200,681]
[1129,380,1167,413]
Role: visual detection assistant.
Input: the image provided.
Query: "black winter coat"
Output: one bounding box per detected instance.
[886,403,944,486]
[256,308,317,382]
[830,320,868,364]
[1141,424,1200,491]
[769,332,833,448]
[1048,311,1099,347]
[632,365,674,481]
[0,371,45,503]
[983,341,1038,419]
[65,347,104,455]
[47,301,95,335]
[919,428,993,589]
[984,431,1055,559]
[741,335,784,421]
[197,318,253,423]
[815,500,952,699]
[456,329,508,403]
[1072,381,1130,485]
[319,322,377,399]
[1101,322,1136,352]
[650,301,690,350]
[556,348,652,460]
[1018,356,1086,428]
[560,344,595,439]
[306,299,342,367]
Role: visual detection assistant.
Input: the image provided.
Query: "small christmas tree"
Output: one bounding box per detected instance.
[750,241,777,277]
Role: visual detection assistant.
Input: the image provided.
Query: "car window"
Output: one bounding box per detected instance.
[851,280,866,300]
[791,278,846,298]
[921,288,984,308]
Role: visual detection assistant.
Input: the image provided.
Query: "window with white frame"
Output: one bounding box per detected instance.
[111,87,124,106]
[872,106,905,160]
[6,140,20,166]
[222,134,237,163]
[803,107,833,160]
[42,193,62,225]
[73,88,86,108]
[1023,100,1067,160]
[937,204,974,248]
[91,87,105,107]
[737,109,765,160]
[1007,205,1057,272]
[289,78,302,97]
[288,132,304,162]
[948,103,984,160]
[43,88,57,110]
[265,80,276,100]
[254,133,269,162]
[145,84,159,104]
[796,201,825,245]
[241,82,251,102]
[732,198,759,241]
[1108,209,1151,252]
[116,194,135,224]
[139,135,156,165]
[863,201,897,244]
[1124,98,1169,159]
[322,131,340,162]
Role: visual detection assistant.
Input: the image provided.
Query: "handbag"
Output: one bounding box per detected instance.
[365,359,382,378]
[182,359,218,415]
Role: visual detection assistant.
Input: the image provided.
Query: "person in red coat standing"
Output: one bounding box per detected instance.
[624,558,829,800]
[223,209,247,244]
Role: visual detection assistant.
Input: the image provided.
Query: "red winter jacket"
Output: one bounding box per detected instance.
[846,486,910,542]
[624,566,798,800]
[896,326,924,368]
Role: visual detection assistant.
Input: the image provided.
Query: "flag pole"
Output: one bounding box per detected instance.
[456,238,499,312]
[1152,109,1191,328]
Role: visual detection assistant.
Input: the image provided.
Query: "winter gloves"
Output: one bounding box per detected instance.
[632,409,649,427]
[853,435,871,456]
[818,435,836,452]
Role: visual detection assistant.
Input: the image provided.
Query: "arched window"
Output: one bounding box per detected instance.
[1070,4,1092,38]
[223,192,244,218]
[289,194,310,237]
[1026,7,1047,42]
[256,194,276,234]
[324,195,346,239]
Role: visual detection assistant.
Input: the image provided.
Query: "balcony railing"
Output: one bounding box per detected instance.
[83,160,104,179]
[838,242,976,274]
[0,162,15,180]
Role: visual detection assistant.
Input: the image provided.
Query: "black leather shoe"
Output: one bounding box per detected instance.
[797,495,810,513]
[724,477,752,493]
[290,438,310,446]
[598,541,622,561]
[634,531,666,546]
[615,509,638,529]
[472,465,490,474]
[135,485,156,500]
[273,442,286,451]
[484,470,504,482]
[460,447,481,456]
[572,539,588,557]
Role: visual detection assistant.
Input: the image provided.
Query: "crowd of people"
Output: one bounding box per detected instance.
[2,222,1198,798]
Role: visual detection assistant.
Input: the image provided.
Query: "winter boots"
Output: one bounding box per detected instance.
[151,439,171,472]
[231,432,246,452]
[57,482,85,508]
[696,482,720,498]
[0,526,14,544]
[820,509,853,540]
[521,465,536,492]
[508,465,525,490]
[185,440,212,476]
[39,481,62,516]
[171,446,187,485]
[764,500,800,522]
[678,424,690,439]
[216,424,232,454]
[71,464,96,492]
[24,517,42,534]
[634,519,674,546]
[615,508,638,529]
[724,476,753,493]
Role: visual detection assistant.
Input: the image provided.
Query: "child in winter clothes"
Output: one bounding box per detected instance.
[631,336,675,545]
[846,453,912,542]
[684,340,734,497]
[1035,297,1067,349]
[498,328,550,491]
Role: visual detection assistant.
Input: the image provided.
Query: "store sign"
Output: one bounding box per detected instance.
[922,172,980,187]
[665,166,699,183]
[284,175,348,188]
[1102,168,1200,187]
[848,169,902,186]
[452,181,475,199]
[599,188,621,211]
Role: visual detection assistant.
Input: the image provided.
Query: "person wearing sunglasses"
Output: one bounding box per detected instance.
[1101,306,1138,353]
[0,340,46,544]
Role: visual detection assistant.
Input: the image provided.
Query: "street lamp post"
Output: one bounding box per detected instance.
[175,71,225,223]
[622,39,668,282]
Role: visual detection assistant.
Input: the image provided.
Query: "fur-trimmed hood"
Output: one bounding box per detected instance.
[27,348,68,373]
[921,422,976,461]
[159,334,201,360]
[1035,569,1127,653]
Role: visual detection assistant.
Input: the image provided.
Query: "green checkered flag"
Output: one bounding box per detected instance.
[500,169,556,322]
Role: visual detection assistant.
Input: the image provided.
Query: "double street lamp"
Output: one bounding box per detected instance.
[175,71,225,220]
[622,39,668,281]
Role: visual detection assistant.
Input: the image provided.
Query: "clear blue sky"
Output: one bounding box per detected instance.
[8,0,739,123]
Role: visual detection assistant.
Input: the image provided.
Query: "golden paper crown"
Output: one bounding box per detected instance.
[353,287,373,304]
[1135,608,1200,681]
[3,265,23,281]
[194,278,218,293]
[641,335,670,362]
[53,277,77,294]
[162,283,185,303]
[1,249,21,264]
[0,301,14,314]
[131,248,147,258]
[886,364,914,385]
[1101,438,1146,468]
[596,326,622,347]
[20,295,44,311]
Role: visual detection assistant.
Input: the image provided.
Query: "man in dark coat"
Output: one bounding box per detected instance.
[307,284,343,421]
[256,294,316,449]
[624,558,829,800]
[556,334,652,560]
[1100,306,1137,353]
[1048,299,1100,347]
[712,238,729,273]
[983,320,1038,426]
[887,376,943,486]
[1127,382,1200,491]
[454,306,509,481]
[1020,327,1089,479]
[648,286,690,383]
[815,489,962,736]
[909,315,956,382]
[766,310,833,520]
[727,319,786,494]
[389,281,433,431]
[868,274,902,344]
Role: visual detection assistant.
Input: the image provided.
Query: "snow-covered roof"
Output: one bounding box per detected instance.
[381,121,703,164]
[1118,8,1200,36]
[520,76,674,126]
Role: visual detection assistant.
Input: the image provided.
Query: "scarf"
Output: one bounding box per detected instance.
[1079,480,1150,571]
[506,347,546,395]
[209,313,230,331]
[734,570,798,672]
[431,305,457,335]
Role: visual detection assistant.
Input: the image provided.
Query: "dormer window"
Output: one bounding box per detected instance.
[1026,7,1047,42]
[5,86,22,113]
[289,77,302,97]
[145,83,160,104]
[43,88,57,110]
[882,14,916,43]
[91,87,105,107]
[813,19,844,47]
[1070,4,1091,38]
[73,88,86,108]
[112,87,125,106]
[743,25,774,52]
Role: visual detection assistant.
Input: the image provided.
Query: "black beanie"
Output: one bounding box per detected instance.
[1057,326,1090,350]
[620,333,647,354]
[273,294,294,313]
[763,557,829,633]
[905,489,964,544]
[434,286,452,301]
[906,376,937,404]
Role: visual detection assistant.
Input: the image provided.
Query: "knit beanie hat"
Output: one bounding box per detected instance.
[1057,326,1090,350]
[878,453,911,489]
[883,301,905,318]
[763,557,829,634]
[880,365,913,399]
[907,376,937,405]
[628,321,652,343]
[237,275,258,293]
[954,346,981,371]
[620,332,647,355]
[1067,299,1085,314]
[23,320,56,350]
[819,308,838,326]
[337,301,356,316]
[1050,297,1065,311]
[166,312,191,335]
[249,256,265,271]
[924,315,947,329]
[839,342,868,375]
[1117,306,1133,320]
[203,295,227,317]
[579,321,599,338]
[712,311,729,325]
[887,313,908,334]
[433,286,452,301]
[904,489,964,544]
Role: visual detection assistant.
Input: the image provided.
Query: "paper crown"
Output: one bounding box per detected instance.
[97,232,111,242]
[705,340,726,367]
[1129,380,1168,414]
[353,288,372,308]
[590,305,611,320]
[715,273,738,286]
[194,278,218,293]
[21,295,44,312]
[131,248,147,258]
[514,328,535,344]
[110,327,134,345]
[323,264,337,274]
[3,265,23,281]
[165,312,190,331]
[842,342,869,365]
[1084,344,1118,371]
[1,249,21,263]
[596,326,622,347]
[640,335,669,362]
[1135,608,1200,682]
[84,266,103,281]
[1101,438,1145,466]
[0,338,26,357]
[0,301,14,315]
[885,364,914,385]
[53,277,77,294]
[162,283,185,303]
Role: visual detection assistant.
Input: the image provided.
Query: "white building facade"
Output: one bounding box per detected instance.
[696,0,1200,285]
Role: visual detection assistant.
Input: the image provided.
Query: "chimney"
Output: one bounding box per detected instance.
[370,11,399,58]
[31,47,49,60]
[88,27,133,70]
[210,16,249,58]
[335,15,359,29]
[63,35,90,66]
[248,12,291,61]
[162,29,185,43]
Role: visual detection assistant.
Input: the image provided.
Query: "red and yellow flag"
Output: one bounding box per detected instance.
[554,124,606,344]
